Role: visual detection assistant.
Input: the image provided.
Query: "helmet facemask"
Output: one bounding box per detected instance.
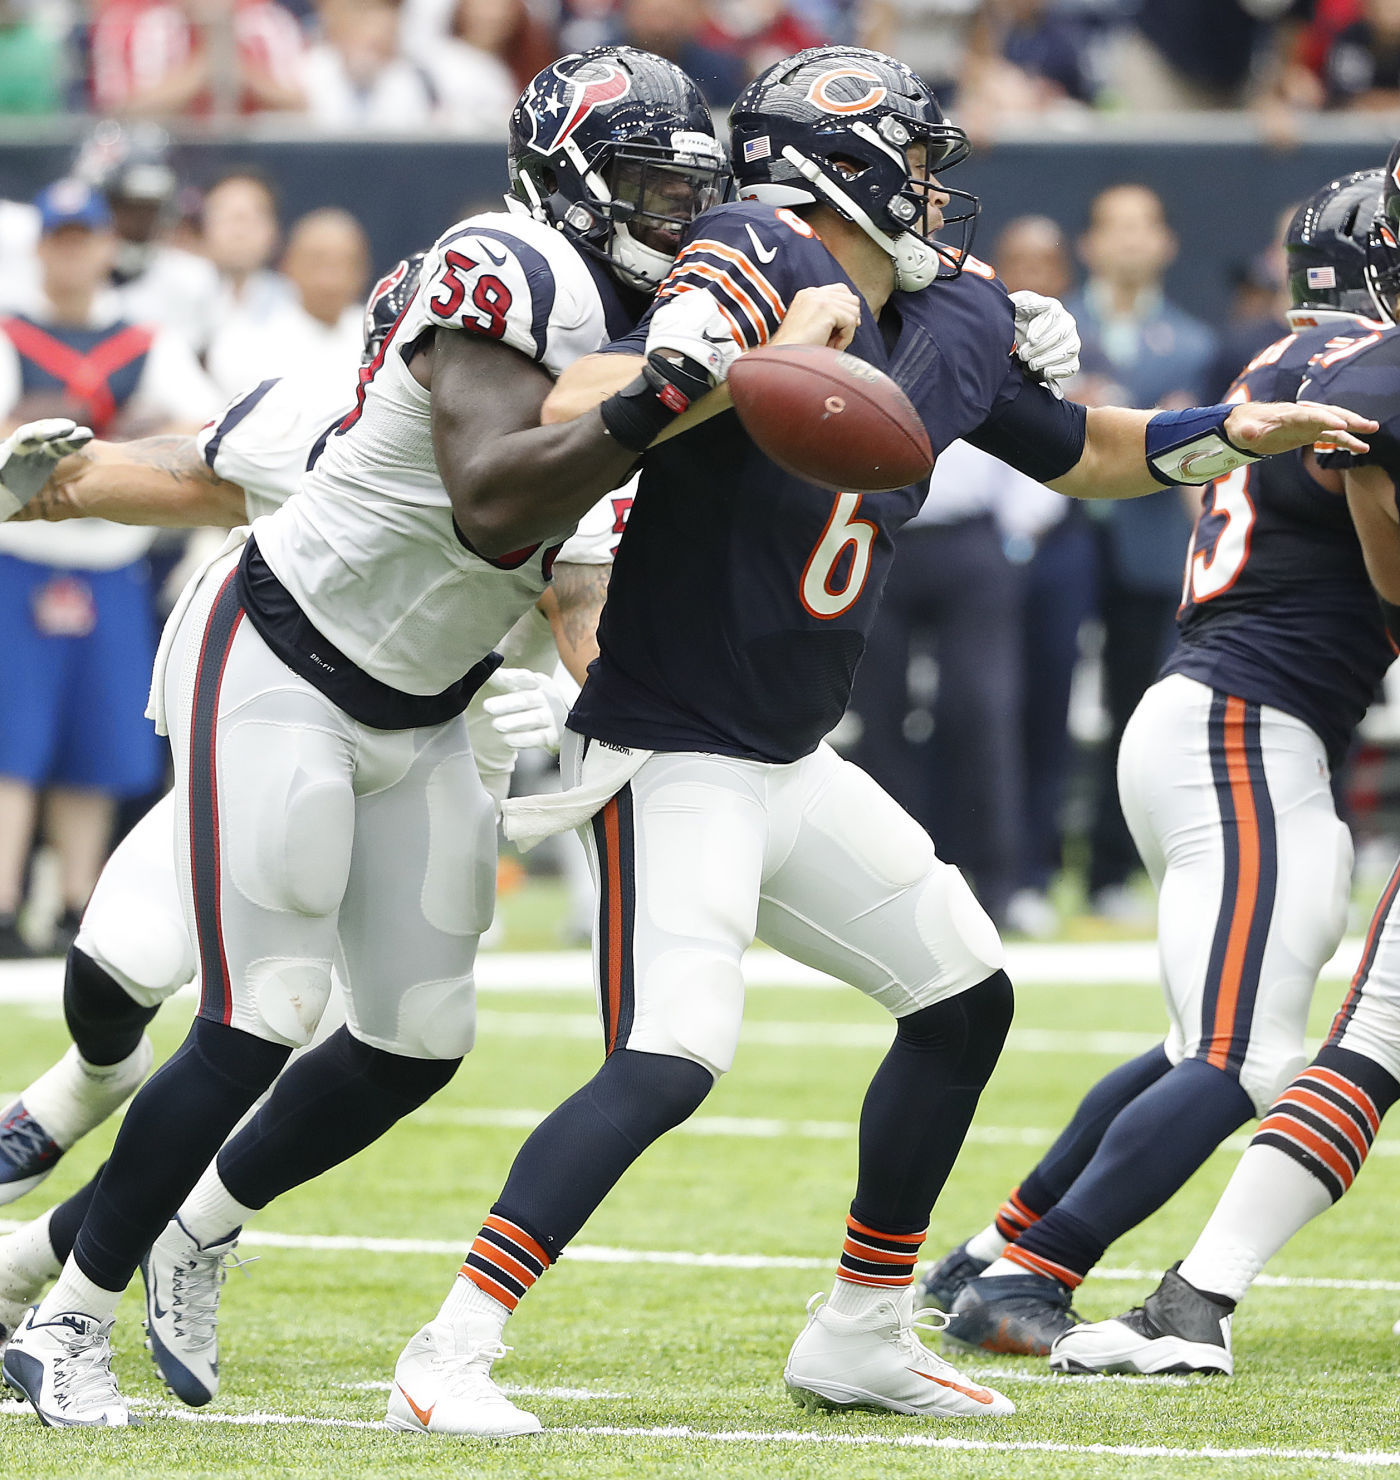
[1366,212,1400,326]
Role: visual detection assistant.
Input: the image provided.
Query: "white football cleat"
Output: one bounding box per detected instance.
[141,1216,244,1406]
[1049,1265,1234,1376]
[784,1290,1014,1418]
[386,1318,542,1437]
[1,1306,134,1426]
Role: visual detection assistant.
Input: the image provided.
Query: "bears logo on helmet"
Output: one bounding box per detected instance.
[805,67,888,115]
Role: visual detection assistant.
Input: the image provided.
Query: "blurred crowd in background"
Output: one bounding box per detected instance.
[1,5,1399,957]
[0,2,1399,135]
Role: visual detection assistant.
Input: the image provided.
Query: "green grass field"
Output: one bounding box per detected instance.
[2,882,1398,1479]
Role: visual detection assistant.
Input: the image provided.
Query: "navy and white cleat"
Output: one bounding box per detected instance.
[1,1306,135,1426]
[945,1270,1084,1356]
[141,1216,245,1406]
[917,1241,991,1313]
[1049,1264,1234,1376]
[0,1102,63,1208]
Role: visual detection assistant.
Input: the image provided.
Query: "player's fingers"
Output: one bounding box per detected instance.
[488,666,545,693]
[482,692,545,718]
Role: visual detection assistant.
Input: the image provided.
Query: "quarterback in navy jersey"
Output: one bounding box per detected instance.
[1050,147,1400,1379]
[392,47,1376,1432]
[928,170,1400,1361]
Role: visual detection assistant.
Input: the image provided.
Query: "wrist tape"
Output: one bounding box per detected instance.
[599,351,714,454]
[1145,405,1262,486]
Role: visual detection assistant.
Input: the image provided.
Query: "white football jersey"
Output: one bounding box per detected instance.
[195,374,354,522]
[254,210,622,697]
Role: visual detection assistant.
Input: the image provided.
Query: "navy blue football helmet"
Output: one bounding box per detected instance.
[1285,169,1390,324]
[1366,141,1400,324]
[729,47,977,290]
[362,251,425,363]
[507,47,728,291]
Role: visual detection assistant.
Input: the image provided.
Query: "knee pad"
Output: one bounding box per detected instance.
[75,897,194,1007]
[384,976,477,1060]
[223,721,355,917]
[239,956,335,1048]
[631,949,744,1078]
[896,969,1014,1085]
[911,865,1005,989]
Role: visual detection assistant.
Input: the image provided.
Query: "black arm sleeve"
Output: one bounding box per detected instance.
[962,376,1088,484]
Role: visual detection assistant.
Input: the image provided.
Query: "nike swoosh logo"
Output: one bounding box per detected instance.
[477,240,509,267]
[397,1383,435,1426]
[907,1368,996,1404]
[744,224,778,265]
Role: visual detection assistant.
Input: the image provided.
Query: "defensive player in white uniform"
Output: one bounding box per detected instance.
[0,46,740,1431]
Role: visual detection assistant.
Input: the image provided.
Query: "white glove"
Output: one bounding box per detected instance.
[644,288,741,384]
[0,418,94,521]
[482,668,569,756]
[1010,290,1080,398]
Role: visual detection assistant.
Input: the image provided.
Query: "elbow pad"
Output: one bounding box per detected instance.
[1145,405,1262,487]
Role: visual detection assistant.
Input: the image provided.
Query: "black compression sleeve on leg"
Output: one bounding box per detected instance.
[63,947,159,1066]
[492,1048,714,1258]
[216,1027,461,1211]
[849,970,1015,1235]
[72,1019,288,1292]
[46,1162,106,1263]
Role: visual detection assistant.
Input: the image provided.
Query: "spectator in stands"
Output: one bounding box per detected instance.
[90,0,307,118]
[200,168,295,396]
[1322,0,1400,107]
[419,0,522,134]
[0,179,219,956]
[1109,0,1314,111]
[303,0,442,130]
[699,0,825,83]
[0,0,65,114]
[613,0,747,108]
[959,0,1098,131]
[992,214,1098,940]
[1068,182,1217,921]
[267,206,369,383]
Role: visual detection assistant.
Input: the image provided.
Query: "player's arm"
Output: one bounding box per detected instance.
[1047,400,1377,501]
[1345,463,1400,608]
[13,435,248,527]
[537,559,610,685]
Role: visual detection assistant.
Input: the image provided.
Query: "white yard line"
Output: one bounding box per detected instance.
[3,1401,1397,1465]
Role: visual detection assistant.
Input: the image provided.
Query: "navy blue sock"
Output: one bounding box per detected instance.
[851,970,1014,1235]
[216,1027,460,1210]
[493,1048,714,1257]
[46,1162,106,1263]
[63,947,158,1067]
[1009,1058,1254,1285]
[72,1019,289,1291]
[1014,1045,1172,1218]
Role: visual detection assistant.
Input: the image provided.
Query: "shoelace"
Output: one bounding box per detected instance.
[431,1339,515,1396]
[0,1109,55,1169]
[166,1247,257,1350]
[898,1305,962,1374]
[48,1321,122,1415]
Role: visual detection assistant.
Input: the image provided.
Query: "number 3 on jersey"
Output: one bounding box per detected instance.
[1185,388,1255,604]
[801,492,877,618]
[429,249,513,339]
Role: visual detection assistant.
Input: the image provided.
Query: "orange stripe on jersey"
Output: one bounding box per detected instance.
[1257,1112,1356,1188]
[665,260,770,344]
[1209,696,1261,1070]
[682,239,786,320]
[1301,1066,1381,1135]
[1282,1086,1370,1161]
[483,1214,551,1267]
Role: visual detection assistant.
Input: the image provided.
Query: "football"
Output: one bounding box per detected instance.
[726,344,935,492]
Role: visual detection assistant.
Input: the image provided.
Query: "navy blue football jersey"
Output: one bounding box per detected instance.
[1162,322,1394,765]
[569,202,1087,762]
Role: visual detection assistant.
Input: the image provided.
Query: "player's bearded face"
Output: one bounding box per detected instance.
[610,159,723,256]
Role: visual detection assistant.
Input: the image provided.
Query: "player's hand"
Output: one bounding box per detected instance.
[482,668,569,756]
[1225,400,1377,458]
[0,419,94,521]
[645,289,741,385]
[1010,290,1079,398]
[770,284,861,353]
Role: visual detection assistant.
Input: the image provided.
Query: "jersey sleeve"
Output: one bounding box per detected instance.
[416,222,594,376]
[1304,331,1400,483]
[605,206,803,357]
[963,372,1088,483]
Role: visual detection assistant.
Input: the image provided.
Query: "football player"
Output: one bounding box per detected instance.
[1048,146,1400,1377]
[0,47,737,1430]
[382,46,1375,1435]
[922,168,1400,1358]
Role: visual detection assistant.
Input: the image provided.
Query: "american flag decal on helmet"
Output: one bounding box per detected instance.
[528,62,632,152]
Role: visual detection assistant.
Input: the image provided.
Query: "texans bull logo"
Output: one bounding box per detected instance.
[528,62,632,151]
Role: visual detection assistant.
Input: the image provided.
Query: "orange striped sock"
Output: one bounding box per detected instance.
[1002,1243,1084,1289]
[460,1213,552,1312]
[993,1186,1041,1243]
[836,1214,925,1291]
